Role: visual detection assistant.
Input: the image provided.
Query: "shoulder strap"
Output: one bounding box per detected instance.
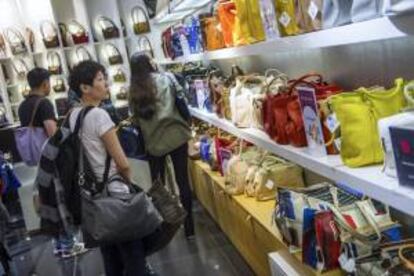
[74,106,94,134]
[29,98,44,127]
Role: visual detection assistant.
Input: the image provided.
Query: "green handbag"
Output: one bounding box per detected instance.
[331,78,406,167]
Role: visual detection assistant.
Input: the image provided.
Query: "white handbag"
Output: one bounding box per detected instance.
[382,0,414,16]
[351,0,382,23]
[322,0,352,29]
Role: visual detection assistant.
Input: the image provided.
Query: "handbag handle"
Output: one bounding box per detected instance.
[98,16,118,31]
[404,81,414,107]
[399,244,414,272]
[132,6,150,24]
[288,73,324,94]
[231,64,244,77]
[12,58,29,75]
[4,28,25,44]
[106,43,121,57]
[47,51,62,67]
[40,20,58,39]
[138,36,154,54]
[68,20,87,35]
[76,46,92,61]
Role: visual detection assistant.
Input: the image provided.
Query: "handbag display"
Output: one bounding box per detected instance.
[105,43,123,65]
[4,28,27,55]
[351,0,382,23]
[274,0,302,36]
[113,68,127,83]
[40,20,60,49]
[132,6,151,35]
[12,58,29,81]
[47,51,63,75]
[137,36,154,58]
[232,0,266,45]
[199,13,225,51]
[322,0,352,29]
[14,98,48,166]
[53,77,66,93]
[98,16,120,40]
[331,78,406,167]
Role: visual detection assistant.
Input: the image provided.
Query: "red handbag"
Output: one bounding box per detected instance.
[289,73,342,154]
[161,28,173,59]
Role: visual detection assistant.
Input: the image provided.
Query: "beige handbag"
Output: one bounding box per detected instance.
[4,28,27,55]
[132,6,151,35]
[12,58,29,81]
[252,155,304,201]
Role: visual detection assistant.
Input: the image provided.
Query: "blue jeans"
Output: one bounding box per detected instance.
[100,239,146,276]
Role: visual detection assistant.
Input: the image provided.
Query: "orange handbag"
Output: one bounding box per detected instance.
[217,0,236,47]
[199,13,225,51]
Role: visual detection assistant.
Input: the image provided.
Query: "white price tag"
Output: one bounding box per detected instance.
[265,179,274,190]
[308,1,319,20]
[325,113,340,133]
[279,12,291,27]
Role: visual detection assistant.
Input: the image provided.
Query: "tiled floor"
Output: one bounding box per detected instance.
[4,201,254,276]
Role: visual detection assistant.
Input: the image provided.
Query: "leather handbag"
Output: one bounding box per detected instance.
[322,0,352,29]
[14,98,48,166]
[76,46,93,64]
[382,0,414,16]
[232,0,266,45]
[113,68,127,83]
[105,43,123,65]
[217,0,236,47]
[26,27,35,52]
[47,51,63,75]
[53,77,66,93]
[132,6,151,35]
[137,36,154,58]
[98,16,120,40]
[199,13,225,51]
[351,0,382,23]
[68,20,90,45]
[4,28,27,55]
[12,58,29,81]
[274,0,302,36]
[330,78,406,167]
[259,0,280,40]
[40,20,60,49]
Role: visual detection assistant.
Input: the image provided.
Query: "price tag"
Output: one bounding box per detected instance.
[325,113,340,133]
[308,1,319,20]
[279,12,291,27]
[265,179,274,190]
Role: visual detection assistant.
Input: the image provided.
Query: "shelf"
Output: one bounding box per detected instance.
[156,53,205,65]
[189,107,414,216]
[94,37,123,46]
[157,16,414,63]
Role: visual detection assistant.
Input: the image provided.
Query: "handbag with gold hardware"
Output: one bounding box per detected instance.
[137,36,154,58]
[47,51,63,75]
[105,43,123,65]
[53,77,66,93]
[113,68,127,83]
[4,28,27,55]
[40,20,60,49]
[98,16,120,40]
[132,6,151,35]
[116,87,128,100]
[12,58,29,81]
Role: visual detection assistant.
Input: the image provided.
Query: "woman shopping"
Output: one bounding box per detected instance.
[129,54,195,238]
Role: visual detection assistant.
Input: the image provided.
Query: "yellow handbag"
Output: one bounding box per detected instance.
[275,0,302,36]
[331,78,406,168]
[232,0,266,46]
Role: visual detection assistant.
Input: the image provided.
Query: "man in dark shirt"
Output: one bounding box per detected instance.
[18,68,56,137]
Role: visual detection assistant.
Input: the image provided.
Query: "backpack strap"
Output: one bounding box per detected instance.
[103,154,111,183]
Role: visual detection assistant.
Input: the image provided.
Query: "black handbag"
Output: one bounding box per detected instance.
[105,43,123,65]
[98,16,120,40]
[40,20,60,49]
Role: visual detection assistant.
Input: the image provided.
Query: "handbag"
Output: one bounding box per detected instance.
[186,17,203,54]
[161,27,174,59]
[12,58,29,81]
[322,0,352,29]
[132,6,151,35]
[331,78,406,167]
[77,108,162,245]
[14,98,48,166]
[0,33,6,57]
[53,77,66,93]
[199,13,225,51]
[105,43,123,65]
[98,16,120,40]
[217,0,236,47]
[40,20,60,49]
[232,0,266,46]
[137,36,154,58]
[113,68,127,83]
[65,20,90,45]
[76,46,93,64]
[116,87,128,100]
[208,69,227,118]
[382,0,414,16]
[4,28,27,55]
[351,0,382,23]
[274,0,302,36]
[297,0,323,33]
[259,0,280,40]
[47,51,63,75]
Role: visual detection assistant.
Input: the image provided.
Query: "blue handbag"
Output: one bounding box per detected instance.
[186,17,203,54]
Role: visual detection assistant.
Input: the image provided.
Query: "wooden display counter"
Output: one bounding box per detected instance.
[189,160,343,276]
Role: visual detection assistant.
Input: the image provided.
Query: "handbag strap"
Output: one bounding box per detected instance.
[132,6,150,24]
[40,20,57,39]
[404,81,414,107]
[106,43,121,57]
[98,16,117,30]
[4,28,25,44]
[288,73,324,94]
[47,51,61,66]
[28,98,44,127]
[76,46,92,61]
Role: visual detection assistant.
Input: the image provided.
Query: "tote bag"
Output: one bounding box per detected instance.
[14,98,48,166]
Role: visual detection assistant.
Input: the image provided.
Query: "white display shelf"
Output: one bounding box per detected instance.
[156,16,411,64]
[157,53,205,65]
[189,107,414,216]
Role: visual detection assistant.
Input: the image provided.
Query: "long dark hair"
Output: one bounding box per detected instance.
[129,54,157,120]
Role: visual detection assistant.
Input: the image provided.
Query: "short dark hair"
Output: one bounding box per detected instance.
[27,68,50,89]
[69,60,106,98]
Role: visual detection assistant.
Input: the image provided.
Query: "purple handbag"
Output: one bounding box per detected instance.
[14,99,48,166]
